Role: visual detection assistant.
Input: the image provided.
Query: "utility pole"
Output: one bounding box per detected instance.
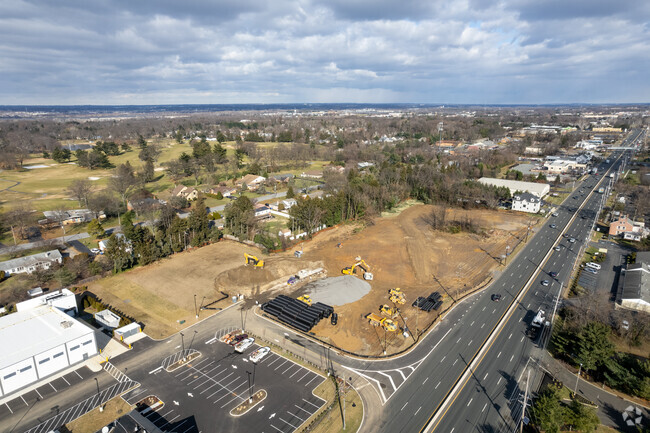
[342,377,346,430]
[180,332,186,361]
[194,294,198,319]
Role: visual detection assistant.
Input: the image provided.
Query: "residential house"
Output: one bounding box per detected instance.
[42,209,105,225]
[208,185,237,197]
[269,174,294,184]
[278,228,292,237]
[127,198,166,213]
[616,251,650,313]
[254,204,272,220]
[609,215,646,241]
[236,174,266,191]
[511,193,541,214]
[98,233,132,253]
[171,185,199,201]
[281,198,297,210]
[0,250,63,276]
[324,165,345,174]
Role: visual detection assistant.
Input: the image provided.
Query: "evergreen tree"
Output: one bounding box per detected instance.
[87,218,105,238]
[577,322,615,373]
[105,234,133,273]
[566,399,599,432]
[530,386,565,433]
[188,196,210,247]
[286,185,295,198]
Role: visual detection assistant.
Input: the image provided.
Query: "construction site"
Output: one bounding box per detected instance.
[88,203,534,354]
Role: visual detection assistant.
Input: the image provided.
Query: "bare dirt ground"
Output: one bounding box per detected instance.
[85,204,532,350]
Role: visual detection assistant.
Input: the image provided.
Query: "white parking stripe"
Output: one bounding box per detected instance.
[74,370,83,379]
[296,371,310,383]
[295,404,313,414]
[274,359,289,370]
[302,398,320,409]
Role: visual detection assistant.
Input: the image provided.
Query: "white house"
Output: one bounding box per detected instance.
[281,198,297,209]
[98,233,132,252]
[0,250,63,276]
[512,193,541,214]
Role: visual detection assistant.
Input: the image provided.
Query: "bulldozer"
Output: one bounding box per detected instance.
[389,288,406,305]
[366,313,397,332]
[244,253,264,268]
[379,304,397,317]
[297,295,312,306]
[342,259,373,280]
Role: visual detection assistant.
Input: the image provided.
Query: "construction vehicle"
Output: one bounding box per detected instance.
[389,288,406,305]
[342,259,373,280]
[244,253,264,268]
[297,295,312,306]
[366,313,398,332]
[379,304,395,316]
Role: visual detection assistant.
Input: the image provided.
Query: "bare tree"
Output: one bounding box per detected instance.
[5,202,33,244]
[67,179,93,207]
[109,162,137,207]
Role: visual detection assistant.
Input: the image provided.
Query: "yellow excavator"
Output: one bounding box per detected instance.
[342,259,373,280]
[244,253,264,268]
[366,313,398,332]
[380,304,396,317]
[389,288,406,305]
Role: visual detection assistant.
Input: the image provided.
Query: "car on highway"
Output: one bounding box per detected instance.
[552,212,559,217]
[541,280,550,286]
[249,346,271,363]
[549,271,558,278]
[234,337,255,353]
[550,224,556,229]
[491,294,502,302]
[569,238,576,243]
[554,246,561,251]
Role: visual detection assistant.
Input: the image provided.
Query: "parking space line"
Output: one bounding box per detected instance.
[279,416,301,428]
[269,424,284,432]
[35,388,43,399]
[282,364,296,375]
[265,355,281,367]
[214,380,248,403]
[49,382,57,392]
[289,368,302,379]
[74,370,83,379]
[4,403,12,414]
[159,414,180,429]
[20,395,28,406]
[287,410,307,422]
[296,371,310,383]
[295,404,313,415]
[302,398,320,409]
[274,359,289,370]
[304,375,319,387]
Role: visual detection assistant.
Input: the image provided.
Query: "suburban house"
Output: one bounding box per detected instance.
[609,215,646,241]
[300,170,323,179]
[127,198,166,213]
[0,250,63,276]
[42,209,105,225]
[269,174,294,184]
[98,233,132,253]
[278,228,292,237]
[281,198,297,209]
[208,185,237,197]
[171,185,199,201]
[236,174,266,191]
[616,251,650,313]
[254,204,272,220]
[511,193,541,214]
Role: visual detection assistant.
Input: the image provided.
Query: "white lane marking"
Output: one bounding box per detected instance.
[401,402,409,411]
[467,339,473,346]
[483,373,488,380]
[509,355,514,363]
[440,356,446,363]
[482,403,488,412]
[508,333,512,339]
[470,321,474,326]
[422,378,429,385]
[456,337,462,344]
[497,352,501,358]
[521,336,525,342]
[435,381,441,389]
[497,378,502,385]
[481,323,485,328]
[492,308,496,314]
[467,398,473,407]
[452,359,458,366]
[415,406,421,415]
[482,306,486,311]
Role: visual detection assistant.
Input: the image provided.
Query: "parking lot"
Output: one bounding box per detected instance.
[121,332,327,433]
[0,367,90,420]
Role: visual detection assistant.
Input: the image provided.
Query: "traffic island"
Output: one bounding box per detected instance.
[166,351,201,372]
[230,390,267,416]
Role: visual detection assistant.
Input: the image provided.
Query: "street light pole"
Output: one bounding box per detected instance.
[180,332,186,361]
[94,377,103,412]
[574,363,582,396]
[194,294,198,319]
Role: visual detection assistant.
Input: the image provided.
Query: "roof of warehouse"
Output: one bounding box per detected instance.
[0,306,94,370]
[477,178,550,196]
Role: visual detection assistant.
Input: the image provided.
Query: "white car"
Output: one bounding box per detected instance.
[234,338,255,353]
[249,346,271,363]
[552,212,559,217]
[569,238,576,243]
[90,248,101,254]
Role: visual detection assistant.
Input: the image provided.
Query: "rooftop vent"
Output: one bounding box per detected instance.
[60,321,73,329]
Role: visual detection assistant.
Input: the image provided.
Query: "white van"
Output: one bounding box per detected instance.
[586,262,601,270]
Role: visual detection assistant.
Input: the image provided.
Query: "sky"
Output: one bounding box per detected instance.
[0,0,649,105]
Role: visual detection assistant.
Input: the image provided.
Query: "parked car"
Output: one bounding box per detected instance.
[234,338,255,353]
[622,320,630,331]
[491,294,502,302]
[586,262,601,270]
[584,267,598,274]
[249,346,271,363]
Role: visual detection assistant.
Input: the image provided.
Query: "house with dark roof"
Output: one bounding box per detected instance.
[616,251,650,313]
[511,192,541,214]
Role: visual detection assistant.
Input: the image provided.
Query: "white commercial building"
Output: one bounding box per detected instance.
[478,178,550,198]
[0,306,97,396]
[16,288,78,315]
[512,193,541,214]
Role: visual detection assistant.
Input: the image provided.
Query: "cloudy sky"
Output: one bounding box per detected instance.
[1,0,648,105]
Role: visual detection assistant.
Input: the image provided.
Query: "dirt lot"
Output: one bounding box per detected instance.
[84,204,532,352]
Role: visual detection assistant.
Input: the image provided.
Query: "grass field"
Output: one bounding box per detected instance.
[309,378,363,433]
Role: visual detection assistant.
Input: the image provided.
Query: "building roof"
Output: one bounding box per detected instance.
[620,252,650,303]
[477,178,550,198]
[0,306,94,370]
[0,250,62,273]
[239,174,266,185]
[513,192,539,203]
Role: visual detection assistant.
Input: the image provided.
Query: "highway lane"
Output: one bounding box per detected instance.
[430,150,636,432]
